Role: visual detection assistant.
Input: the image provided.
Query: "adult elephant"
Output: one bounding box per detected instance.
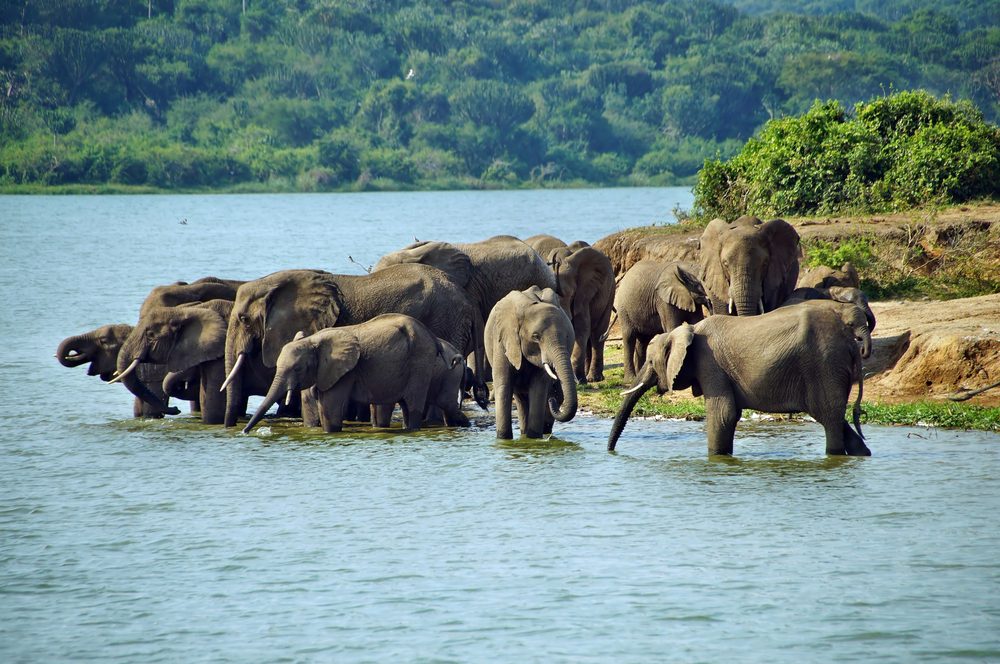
[244,314,468,434]
[797,262,860,290]
[546,244,616,383]
[609,300,872,457]
[139,277,245,316]
[782,285,876,340]
[374,235,557,377]
[523,234,569,259]
[222,265,480,427]
[485,287,577,439]
[614,260,712,383]
[111,300,232,424]
[699,216,800,317]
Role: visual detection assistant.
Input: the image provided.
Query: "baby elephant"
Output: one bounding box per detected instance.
[243,314,466,434]
[610,300,872,457]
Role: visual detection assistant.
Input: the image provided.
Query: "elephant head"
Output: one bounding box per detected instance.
[658,263,713,317]
[57,324,133,381]
[491,286,578,423]
[112,302,229,412]
[783,285,876,344]
[797,262,860,290]
[223,270,341,426]
[699,216,800,316]
[243,328,361,434]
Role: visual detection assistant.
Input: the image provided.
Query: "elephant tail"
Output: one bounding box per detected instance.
[852,364,865,442]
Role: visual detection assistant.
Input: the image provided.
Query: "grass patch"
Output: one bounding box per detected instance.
[860,402,1000,431]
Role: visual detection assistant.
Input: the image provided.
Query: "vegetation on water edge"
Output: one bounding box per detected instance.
[694,91,1000,219]
[2,1,998,192]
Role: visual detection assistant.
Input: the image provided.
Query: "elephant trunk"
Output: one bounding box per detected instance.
[608,365,656,451]
[113,346,176,416]
[730,270,763,317]
[56,334,93,368]
[242,371,291,434]
[546,347,577,423]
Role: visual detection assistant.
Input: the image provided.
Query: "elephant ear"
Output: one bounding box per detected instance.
[384,241,474,288]
[649,324,695,394]
[494,293,529,370]
[698,218,730,306]
[166,307,227,374]
[828,286,876,331]
[316,330,361,392]
[760,218,801,311]
[529,286,562,309]
[657,264,699,313]
[262,272,341,368]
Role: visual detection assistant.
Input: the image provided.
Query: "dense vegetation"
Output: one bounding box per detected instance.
[1,0,998,192]
[695,91,1000,217]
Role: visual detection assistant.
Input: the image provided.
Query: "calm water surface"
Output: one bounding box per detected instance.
[2,189,998,662]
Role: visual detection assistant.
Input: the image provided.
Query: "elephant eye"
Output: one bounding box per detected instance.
[238,314,250,326]
[531,332,541,341]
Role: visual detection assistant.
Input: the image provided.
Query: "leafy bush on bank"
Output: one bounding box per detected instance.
[695,91,1000,218]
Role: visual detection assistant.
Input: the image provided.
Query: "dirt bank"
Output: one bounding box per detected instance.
[593,205,1000,406]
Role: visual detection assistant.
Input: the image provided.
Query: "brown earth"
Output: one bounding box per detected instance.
[593,204,1000,406]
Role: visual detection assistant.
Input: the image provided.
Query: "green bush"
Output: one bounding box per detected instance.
[694,91,1000,218]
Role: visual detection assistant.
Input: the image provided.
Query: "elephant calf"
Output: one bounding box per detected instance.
[243,314,468,434]
[610,300,872,457]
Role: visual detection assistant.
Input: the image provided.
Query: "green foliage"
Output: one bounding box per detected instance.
[860,402,1000,431]
[695,91,1000,217]
[2,1,998,191]
[803,237,874,269]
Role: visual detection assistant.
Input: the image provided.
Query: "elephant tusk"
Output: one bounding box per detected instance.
[220,353,246,392]
[285,390,293,407]
[108,358,140,384]
[543,362,559,381]
[758,298,765,315]
[620,382,645,396]
[728,298,734,314]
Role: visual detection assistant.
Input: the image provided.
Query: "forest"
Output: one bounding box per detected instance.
[1,0,998,193]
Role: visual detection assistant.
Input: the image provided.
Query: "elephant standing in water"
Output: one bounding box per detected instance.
[222,266,481,427]
[610,300,872,457]
[244,314,467,434]
[699,216,800,317]
[485,287,578,439]
[614,260,712,384]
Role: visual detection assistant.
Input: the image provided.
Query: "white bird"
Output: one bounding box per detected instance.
[406,68,415,80]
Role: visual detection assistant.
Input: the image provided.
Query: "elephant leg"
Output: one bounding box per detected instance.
[524,377,550,439]
[373,403,393,428]
[199,362,226,425]
[317,386,348,433]
[587,336,605,383]
[134,397,165,419]
[513,392,530,438]
[301,387,320,428]
[622,327,638,384]
[704,391,740,456]
[493,365,514,440]
[635,336,649,377]
[441,401,470,427]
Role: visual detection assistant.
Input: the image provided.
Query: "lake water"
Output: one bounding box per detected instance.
[2,188,999,662]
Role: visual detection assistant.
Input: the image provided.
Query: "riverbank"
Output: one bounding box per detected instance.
[581,203,1000,430]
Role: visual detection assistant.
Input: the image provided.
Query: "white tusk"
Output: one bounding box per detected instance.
[219,353,246,392]
[108,358,139,384]
[758,298,765,314]
[620,382,645,396]
[285,390,293,407]
[728,298,734,314]
[543,362,559,380]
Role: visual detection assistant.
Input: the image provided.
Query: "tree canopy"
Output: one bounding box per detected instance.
[0,0,997,192]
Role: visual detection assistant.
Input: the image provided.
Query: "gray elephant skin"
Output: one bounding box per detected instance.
[609,300,872,456]
[782,285,876,342]
[699,216,801,317]
[223,266,480,427]
[797,262,860,290]
[485,286,578,439]
[614,260,712,384]
[244,314,466,434]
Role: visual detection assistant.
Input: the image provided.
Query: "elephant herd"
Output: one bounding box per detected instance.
[58,219,876,457]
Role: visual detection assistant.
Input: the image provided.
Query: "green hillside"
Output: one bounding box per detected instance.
[1,0,997,192]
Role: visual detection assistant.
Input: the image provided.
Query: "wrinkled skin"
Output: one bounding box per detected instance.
[244,314,466,434]
[374,235,555,389]
[223,266,479,427]
[610,300,872,457]
[614,260,712,384]
[699,216,800,317]
[782,285,876,348]
[56,323,173,417]
[543,244,616,383]
[485,287,578,439]
[115,300,231,424]
[797,262,860,290]
[139,277,244,317]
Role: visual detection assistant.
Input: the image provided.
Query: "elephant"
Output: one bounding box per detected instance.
[614,260,713,384]
[485,286,578,439]
[111,299,232,424]
[782,285,876,340]
[243,314,464,434]
[222,265,481,427]
[609,300,872,457]
[56,323,174,417]
[523,233,570,259]
[797,262,860,289]
[139,277,245,316]
[699,216,801,317]
[374,235,557,384]
[546,244,616,383]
